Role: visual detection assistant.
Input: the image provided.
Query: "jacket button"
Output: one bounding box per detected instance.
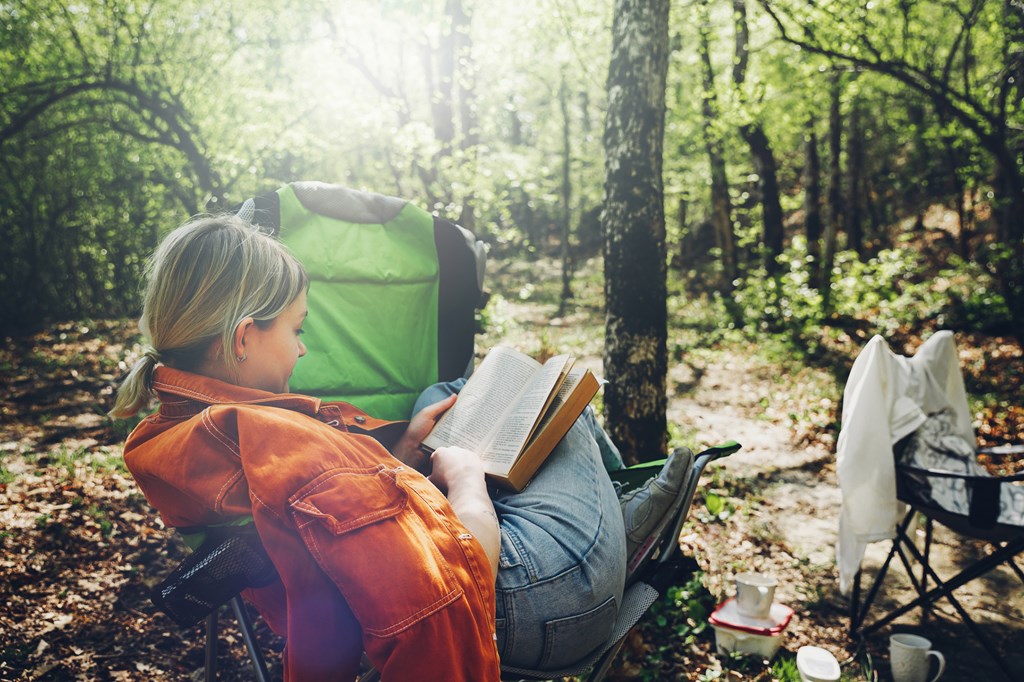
[354,415,367,424]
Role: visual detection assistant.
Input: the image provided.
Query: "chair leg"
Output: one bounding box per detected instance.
[204,599,273,682]
[861,535,1024,682]
[1007,555,1024,585]
[849,569,862,635]
[850,509,915,634]
[230,596,272,682]
[205,610,218,682]
[920,516,932,621]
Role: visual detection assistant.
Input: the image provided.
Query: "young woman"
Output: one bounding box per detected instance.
[113,214,686,681]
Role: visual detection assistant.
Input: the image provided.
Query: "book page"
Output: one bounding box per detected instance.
[422,346,540,453]
[479,354,572,467]
[527,366,586,443]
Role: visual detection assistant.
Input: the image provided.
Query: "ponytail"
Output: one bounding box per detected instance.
[109,347,161,418]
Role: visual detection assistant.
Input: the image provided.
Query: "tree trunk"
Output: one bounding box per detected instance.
[601,0,671,464]
[844,101,865,260]
[803,125,824,285]
[676,198,689,267]
[698,0,737,291]
[558,70,573,313]
[732,0,784,275]
[451,0,478,232]
[991,161,1024,332]
[821,70,843,308]
[743,126,784,275]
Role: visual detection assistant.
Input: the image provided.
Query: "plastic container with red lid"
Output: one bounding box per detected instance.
[708,598,794,659]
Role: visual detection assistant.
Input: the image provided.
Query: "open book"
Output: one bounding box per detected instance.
[421,346,600,491]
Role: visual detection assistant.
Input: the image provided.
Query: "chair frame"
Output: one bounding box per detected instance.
[172,442,738,681]
[848,452,1024,682]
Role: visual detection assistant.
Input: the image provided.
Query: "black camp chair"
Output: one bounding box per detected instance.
[151,442,739,681]
[848,444,1024,682]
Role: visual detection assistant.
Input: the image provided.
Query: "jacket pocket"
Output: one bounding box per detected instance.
[289,465,464,637]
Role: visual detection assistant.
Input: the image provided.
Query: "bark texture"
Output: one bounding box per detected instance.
[601,0,671,463]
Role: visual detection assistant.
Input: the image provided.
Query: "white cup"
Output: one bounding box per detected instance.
[890,633,946,682]
[734,572,777,619]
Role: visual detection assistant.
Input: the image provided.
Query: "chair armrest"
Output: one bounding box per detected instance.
[896,463,1024,483]
[977,443,1024,457]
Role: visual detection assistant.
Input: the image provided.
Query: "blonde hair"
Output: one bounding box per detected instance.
[110,214,308,418]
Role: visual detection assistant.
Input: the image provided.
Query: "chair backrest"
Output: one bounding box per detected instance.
[895,410,1024,534]
[237,181,486,420]
[152,184,486,626]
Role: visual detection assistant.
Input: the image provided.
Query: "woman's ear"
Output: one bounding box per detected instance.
[233,317,255,360]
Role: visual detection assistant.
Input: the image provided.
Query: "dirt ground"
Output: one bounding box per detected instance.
[1,312,1022,681]
[659,356,1024,681]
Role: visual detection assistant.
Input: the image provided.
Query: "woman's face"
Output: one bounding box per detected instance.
[237,290,308,393]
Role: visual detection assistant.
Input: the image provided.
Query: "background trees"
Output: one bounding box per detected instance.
[2,0,1020,455]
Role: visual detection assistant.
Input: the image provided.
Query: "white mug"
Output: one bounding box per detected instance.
[734,572,777,619]
[890,633,945,682]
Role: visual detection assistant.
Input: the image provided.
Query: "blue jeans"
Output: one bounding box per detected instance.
[414,381,627,670]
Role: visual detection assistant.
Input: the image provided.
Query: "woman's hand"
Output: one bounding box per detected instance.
[429,446,500,580]
[391,393,457,471]
[428,446,487,495]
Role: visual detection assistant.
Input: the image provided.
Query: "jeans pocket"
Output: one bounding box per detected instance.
[289,465,464,637]
[539,594,617,670]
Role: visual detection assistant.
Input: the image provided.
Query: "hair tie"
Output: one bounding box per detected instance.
[143,348,162,364]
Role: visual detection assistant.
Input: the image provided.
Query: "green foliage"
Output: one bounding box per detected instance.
[640,571,717,676]
[52,446,85,481]
[770,653,801,681]
[729,236,827,340]
[701,492,735,523]
[831,247,1013,336]
[3,0,1022,335]
[88,449,129,475]
[722,232,1015,352]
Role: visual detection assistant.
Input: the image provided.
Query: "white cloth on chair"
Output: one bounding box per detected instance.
[835,330,973,595]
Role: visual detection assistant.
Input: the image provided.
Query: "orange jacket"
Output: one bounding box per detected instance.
[125,367,500,681]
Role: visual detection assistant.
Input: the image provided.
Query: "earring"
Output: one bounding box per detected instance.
[237,354,247,362]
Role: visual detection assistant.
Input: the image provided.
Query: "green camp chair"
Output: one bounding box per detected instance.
[150,183,737,679]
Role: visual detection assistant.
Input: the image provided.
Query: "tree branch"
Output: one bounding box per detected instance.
[758,0,1002,147]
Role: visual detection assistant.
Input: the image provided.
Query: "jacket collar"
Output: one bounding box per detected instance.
[152,366,324,418]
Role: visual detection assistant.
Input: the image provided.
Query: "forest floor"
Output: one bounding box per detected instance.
[1,258,1022,681]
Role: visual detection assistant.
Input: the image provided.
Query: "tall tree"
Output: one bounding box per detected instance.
[601,0,671,463]
[697,0,738,291]
[821,70,844,308]
[845,99,866,259]
[731,0,785,275]
[804,123,824,284]
[558,69,574,314]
